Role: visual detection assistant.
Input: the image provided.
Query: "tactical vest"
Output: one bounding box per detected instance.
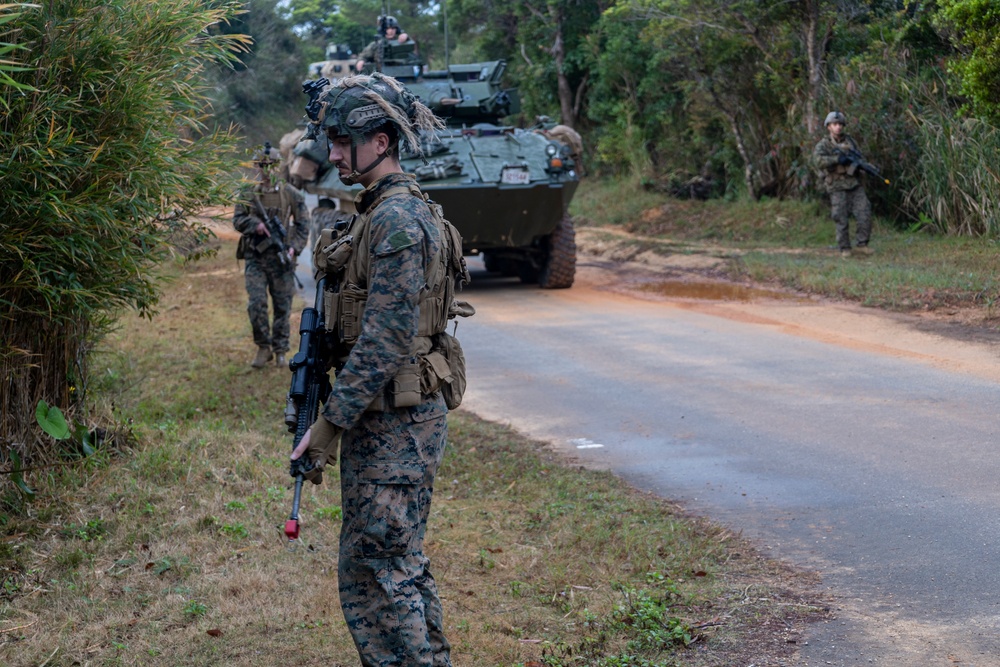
[315,181,473,411]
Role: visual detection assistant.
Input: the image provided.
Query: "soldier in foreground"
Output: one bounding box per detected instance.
[290,73,470,666]
[354,15,411,72]
[232,145,310,368]
[813,111,874,258]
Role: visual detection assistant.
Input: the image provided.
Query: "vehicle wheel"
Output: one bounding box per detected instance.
[517,260,540,284]
[538,214,576,289]
[482,252,501,273]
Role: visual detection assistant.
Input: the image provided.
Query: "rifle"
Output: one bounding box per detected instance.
[283,219,352,542]
[251,195,291,270]
[839,147,890,185]
[283,277,334,542]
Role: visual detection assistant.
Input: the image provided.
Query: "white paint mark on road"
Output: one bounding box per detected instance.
[571,438,604,449]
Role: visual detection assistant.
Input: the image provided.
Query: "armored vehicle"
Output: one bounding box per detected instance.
[306,43,356,83]
[287,52,581,289]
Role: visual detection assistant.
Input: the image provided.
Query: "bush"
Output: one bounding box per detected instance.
[0,0,247,488]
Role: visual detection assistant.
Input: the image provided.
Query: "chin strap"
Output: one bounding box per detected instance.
[341,138,394,185]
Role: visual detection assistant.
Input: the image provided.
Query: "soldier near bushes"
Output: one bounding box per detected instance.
[290,72,472,667]
[813,111,874,258]
[233,145,310,368]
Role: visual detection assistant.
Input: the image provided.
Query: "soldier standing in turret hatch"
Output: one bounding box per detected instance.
[355,15,411,72]
[813,111,874,258]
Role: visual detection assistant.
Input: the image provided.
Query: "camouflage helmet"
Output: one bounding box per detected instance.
[319,73,444,183]
[824,111,847,127]
[379,15,400,34]
[253,142,281,167]
[320,73,443,153]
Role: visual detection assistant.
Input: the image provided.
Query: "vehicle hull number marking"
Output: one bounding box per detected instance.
[500,166,530,185]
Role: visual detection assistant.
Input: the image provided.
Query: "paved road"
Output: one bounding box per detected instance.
[454,256,1000,666]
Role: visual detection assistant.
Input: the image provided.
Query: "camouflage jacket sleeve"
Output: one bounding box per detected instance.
[813,137,841,170]
[232,189,261,235]
[284,183,311,254]
[321,196,433,429]
[358,39,378,62]
[814,135,862,170]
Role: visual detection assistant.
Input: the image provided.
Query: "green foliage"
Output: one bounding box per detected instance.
[206,0,314,145]
[282,0,449,68]
[314,505,343,521]
[0,3,35,97]
[609,584,693,650]
[220,522,249,539]
[906,112,1000,236]
[447,0,605,126]
[35,400,71,441]
[61,518,107,542]
[7,449,34,502]
[183,599,208,618]
[937,0,1000,121]
[1,0,247,482]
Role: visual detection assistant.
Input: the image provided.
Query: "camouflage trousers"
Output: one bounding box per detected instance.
[830,186,872,250]
[244,251,295,353]
[338,401,451,667]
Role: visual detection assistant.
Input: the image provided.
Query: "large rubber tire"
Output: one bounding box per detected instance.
[482,252,501,273]
[538,214,576,289]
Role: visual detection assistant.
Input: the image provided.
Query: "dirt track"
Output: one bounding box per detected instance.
[575,227,1000,385]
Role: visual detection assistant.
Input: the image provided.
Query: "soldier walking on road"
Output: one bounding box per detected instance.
[813,111,874,258]
[233,145,310,368]
[290,72,470,667]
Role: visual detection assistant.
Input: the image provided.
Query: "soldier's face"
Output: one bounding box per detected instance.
[385,27,397,39]
[828,122,844,137]
[329,136,354,172]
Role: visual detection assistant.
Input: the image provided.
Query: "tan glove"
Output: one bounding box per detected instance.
[292,417,342,485]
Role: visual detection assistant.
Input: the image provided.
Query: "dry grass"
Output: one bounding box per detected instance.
[1,239,828,666]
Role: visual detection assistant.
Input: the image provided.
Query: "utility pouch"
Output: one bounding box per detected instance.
[339,283,367,343]
[433,332,467,410]
[236,235,249,260]
[420,349,452,395]
[323,287,340,334]
[390,358,422,408]
[325,235,354,273]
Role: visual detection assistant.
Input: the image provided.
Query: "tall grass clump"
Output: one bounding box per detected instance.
[0,0,249,496]
[906,112,1000,236]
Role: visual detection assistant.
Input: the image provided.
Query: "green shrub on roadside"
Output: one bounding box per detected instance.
[1,0,248,490]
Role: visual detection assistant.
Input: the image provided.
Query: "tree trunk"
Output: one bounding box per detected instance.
[550,9,576,128]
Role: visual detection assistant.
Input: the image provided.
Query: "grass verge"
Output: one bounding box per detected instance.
[571,178,1000,323]
[1,240,828,665]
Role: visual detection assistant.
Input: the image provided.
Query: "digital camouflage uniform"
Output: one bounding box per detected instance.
[813,133,872,251]
[233,183,310,353]
[322,172,451,667]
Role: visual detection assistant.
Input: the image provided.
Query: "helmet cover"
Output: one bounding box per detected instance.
[380,15,400,34]
[319,73,443,156]
[824,111,847,127]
